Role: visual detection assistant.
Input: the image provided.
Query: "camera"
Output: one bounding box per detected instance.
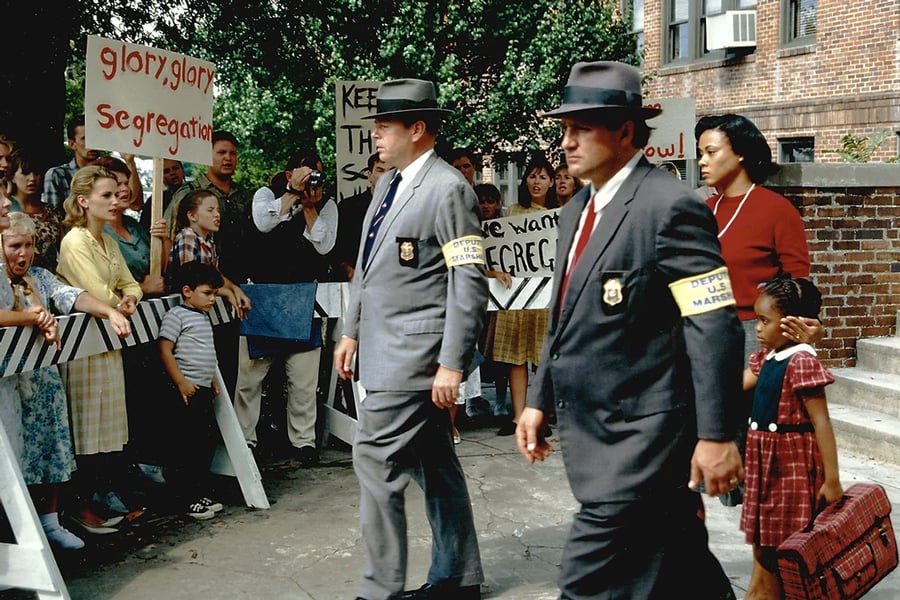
[306,170,325,191]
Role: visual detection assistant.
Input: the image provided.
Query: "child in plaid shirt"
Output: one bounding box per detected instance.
[167,188,250,318]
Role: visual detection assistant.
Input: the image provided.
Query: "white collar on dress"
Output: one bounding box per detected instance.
[765,343,817,362]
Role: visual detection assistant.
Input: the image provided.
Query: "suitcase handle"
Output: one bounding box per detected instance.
[801,493,850,533]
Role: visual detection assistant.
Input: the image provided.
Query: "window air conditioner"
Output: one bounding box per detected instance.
[706,10,757,50]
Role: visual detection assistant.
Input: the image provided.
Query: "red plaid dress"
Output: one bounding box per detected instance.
[740,345,835,547]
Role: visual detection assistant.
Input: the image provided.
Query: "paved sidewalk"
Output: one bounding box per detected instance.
[5,419,899,600]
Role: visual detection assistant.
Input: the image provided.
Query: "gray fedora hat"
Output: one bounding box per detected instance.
[362,78,452,120]
[544,61,662,119]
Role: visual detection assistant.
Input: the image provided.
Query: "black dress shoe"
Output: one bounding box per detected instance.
[401,582,481,599]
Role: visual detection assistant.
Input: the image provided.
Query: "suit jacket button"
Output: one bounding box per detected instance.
[556,400,565,408]
[552,352,560,360]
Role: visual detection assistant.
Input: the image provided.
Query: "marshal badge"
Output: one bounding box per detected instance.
[397,237,419,268]
[601,273,626,315]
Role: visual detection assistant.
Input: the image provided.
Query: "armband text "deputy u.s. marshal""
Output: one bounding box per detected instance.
[668,266,735,316]
[442,235,486,268]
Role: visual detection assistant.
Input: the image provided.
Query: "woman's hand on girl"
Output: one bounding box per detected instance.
[780,316,824,345]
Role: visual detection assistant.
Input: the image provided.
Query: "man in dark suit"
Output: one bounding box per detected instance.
[335,79,487,600]
[516,61,745,599]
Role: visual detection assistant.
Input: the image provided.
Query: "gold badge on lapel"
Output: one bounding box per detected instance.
[600,273,627,315]
[397,237,419,268]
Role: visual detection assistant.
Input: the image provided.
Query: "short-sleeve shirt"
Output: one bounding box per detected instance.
[159,304,217,387]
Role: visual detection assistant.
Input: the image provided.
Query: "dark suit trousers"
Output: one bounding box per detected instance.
[558,487,736,600]
[352,390,483,600]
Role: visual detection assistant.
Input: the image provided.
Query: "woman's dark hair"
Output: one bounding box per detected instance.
[694,114,779,183]
[517,154,557,209]
[759,276,822,320]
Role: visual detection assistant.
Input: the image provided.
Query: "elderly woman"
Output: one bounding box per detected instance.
[2,212,131,546]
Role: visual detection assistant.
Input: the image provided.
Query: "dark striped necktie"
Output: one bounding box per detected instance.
[362,172,401,266]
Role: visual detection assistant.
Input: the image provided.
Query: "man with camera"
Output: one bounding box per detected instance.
[234,152,338,466]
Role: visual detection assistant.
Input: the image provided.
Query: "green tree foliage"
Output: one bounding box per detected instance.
[60,0,638,189]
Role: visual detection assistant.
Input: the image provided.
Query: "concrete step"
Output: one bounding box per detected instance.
[855,336,900,376]
[829,367,900,418]
[828,402,900,466]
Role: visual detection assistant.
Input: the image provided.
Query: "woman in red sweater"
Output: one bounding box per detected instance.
[696,114,814,349]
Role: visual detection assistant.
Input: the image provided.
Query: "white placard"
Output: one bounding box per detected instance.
[481,209,561,278]
[643,97,697,163]
[84,35,215,164]
[335,81,381,203]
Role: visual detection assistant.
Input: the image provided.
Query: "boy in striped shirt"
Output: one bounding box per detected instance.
[159,260,226,520]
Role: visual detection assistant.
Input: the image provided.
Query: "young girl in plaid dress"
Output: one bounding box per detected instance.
[741,277,843,600]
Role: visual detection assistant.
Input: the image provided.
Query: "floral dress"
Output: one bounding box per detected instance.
[0,263,23,461]
[740,344,834,547]
[13,267,82,484]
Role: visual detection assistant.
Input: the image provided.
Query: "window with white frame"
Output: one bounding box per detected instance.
[664,0,757,63]
[630,0,645,60]
[782,0,816,45]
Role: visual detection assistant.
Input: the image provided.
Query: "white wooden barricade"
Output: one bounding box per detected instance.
[0,414,70,599]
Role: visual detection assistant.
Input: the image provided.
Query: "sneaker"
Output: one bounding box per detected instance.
[186,502,216,520]
[138,463,166,484]
[197,497,223,513]
[44,522,86,550]
[93,491,129,515]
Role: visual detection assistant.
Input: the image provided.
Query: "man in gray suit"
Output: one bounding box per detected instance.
[516,61,745,599]
[335,79,487,600]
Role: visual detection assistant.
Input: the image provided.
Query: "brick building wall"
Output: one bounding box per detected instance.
[641,0,900,162]
[768,164,900,367]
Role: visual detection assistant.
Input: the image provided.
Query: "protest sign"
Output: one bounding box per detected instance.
[84,35,215,165]
[482,209,561,278]
[335,81,381,203]
[643,97,697,163]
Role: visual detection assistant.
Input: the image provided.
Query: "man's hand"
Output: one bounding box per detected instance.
[689,439,744,497]
[516,407,553,463]
[432,366,463,409]
[334,336,357,380]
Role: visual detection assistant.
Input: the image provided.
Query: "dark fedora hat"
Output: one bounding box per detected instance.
[544,61,661,119]
[362,79,453,120]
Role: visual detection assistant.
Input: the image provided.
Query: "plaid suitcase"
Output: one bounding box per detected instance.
[777,482,897,600]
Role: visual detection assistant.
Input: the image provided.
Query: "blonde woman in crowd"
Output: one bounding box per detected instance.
[57,165,143,527]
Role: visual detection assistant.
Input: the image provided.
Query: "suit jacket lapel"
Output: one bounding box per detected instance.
[554,159,651,333]
[363,154,437,273]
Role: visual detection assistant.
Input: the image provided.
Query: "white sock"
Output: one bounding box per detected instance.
[39,512,60,529]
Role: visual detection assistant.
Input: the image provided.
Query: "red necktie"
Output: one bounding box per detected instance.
[559,199,597,308]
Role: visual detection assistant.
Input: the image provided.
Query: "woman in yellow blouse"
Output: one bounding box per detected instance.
[57,166,143,529]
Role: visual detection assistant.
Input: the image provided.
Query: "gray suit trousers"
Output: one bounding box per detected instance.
[353,390,483,600]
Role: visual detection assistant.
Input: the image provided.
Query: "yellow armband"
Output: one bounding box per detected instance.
[668,267,736,316]
[441,236,485,268]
